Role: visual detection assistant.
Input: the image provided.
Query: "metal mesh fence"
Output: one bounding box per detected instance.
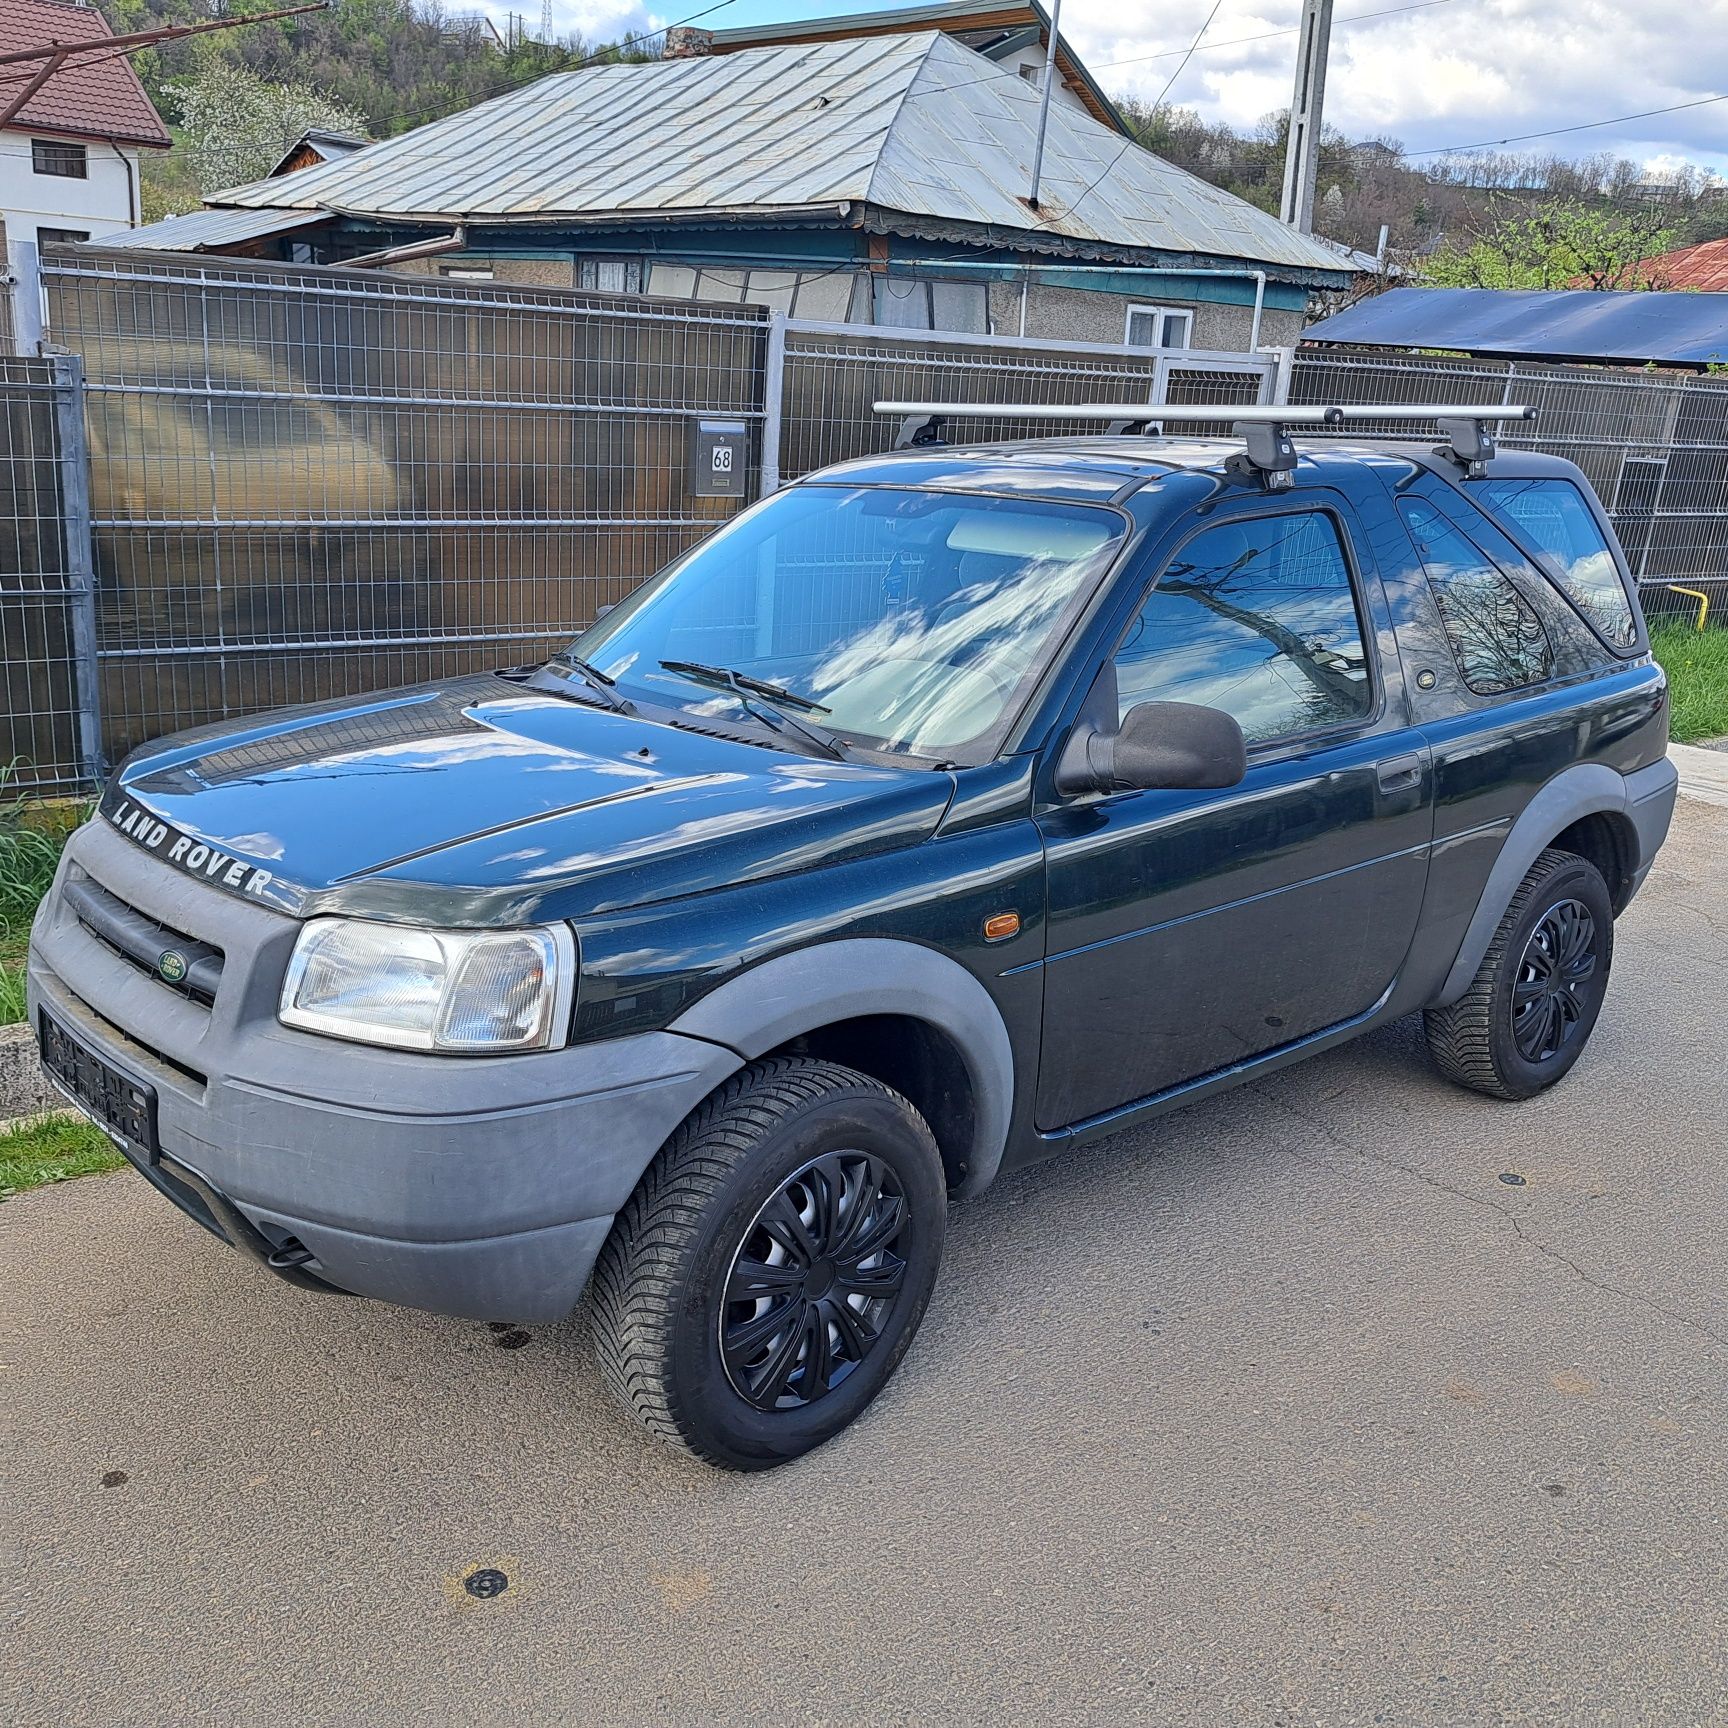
[776,320,1274,481]
[39,244,769,771]
[1291,348,1728,624]
[10,245,1727,793]
[0,354,93,793]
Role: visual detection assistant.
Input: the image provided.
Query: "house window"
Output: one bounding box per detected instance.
[36,227,90,245]
[32,139,87,179]
[578,257,643,294]
[870,276,989,334]
[1125,303,1194,349]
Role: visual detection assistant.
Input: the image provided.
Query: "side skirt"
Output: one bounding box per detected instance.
[1019,978,1402,1163]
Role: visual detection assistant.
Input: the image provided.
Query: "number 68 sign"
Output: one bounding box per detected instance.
[690,419,748,498]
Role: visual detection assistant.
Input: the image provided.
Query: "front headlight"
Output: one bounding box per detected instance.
[279,918,575,1053]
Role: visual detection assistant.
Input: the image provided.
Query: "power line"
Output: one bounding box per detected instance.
[1150,0,1224,110]
[1406,91,1728,158]
[1095,0,1457,72]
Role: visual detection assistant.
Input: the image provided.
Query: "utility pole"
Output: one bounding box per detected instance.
[1027,0,1064,208]
[1278,0,1334,233]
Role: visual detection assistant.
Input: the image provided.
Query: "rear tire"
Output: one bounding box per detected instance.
[590,1056,947,1470]
[1424,847,1614,1101]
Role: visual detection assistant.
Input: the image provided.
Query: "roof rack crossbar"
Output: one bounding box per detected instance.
[873,400,1537,426]
[873,400,1537,488]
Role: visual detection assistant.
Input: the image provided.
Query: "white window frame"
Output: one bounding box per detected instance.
[1124,302,1194,350]
[578,256,644,294]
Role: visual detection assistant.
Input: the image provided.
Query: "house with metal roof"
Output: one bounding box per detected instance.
[0,0,170,252]
[265,127,371,180]
[1304,285,1728,370]
[108,31,1353,354]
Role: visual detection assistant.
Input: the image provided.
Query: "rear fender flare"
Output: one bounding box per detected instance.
[668,938,1016,1196]
[1433,762,1650,1007]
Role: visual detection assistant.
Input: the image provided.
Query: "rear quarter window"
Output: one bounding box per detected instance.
[1398,498,1552,694]
[1473,478,1638,651]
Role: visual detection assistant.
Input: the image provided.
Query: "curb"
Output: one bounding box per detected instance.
[1669,743,1728,810]
[0,1022,60,1123]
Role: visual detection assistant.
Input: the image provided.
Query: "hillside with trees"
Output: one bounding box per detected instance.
[100,0,652,216]
[1121,97,1728,284]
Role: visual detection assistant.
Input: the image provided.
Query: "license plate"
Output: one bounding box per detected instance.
[38,1010,159,1158]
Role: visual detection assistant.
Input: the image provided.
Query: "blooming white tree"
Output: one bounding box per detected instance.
[178,65,369,195]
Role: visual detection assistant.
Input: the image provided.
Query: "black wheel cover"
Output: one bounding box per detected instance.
[720,1152,910,1412]
[1511,896,1599,1064]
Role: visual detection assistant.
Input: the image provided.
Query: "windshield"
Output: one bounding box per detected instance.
[571,485,1126,762]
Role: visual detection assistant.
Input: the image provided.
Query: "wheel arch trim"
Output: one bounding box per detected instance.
[667,938,1016,1197]
[1432,758,1673,1007]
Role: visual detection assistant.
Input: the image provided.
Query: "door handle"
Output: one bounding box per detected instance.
[1376,752,1424,794]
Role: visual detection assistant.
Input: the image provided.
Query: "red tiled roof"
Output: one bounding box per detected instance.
[1636,237,1728,292]
[0,0,171,150]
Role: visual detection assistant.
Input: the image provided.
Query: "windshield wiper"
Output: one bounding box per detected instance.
[658,660,850,761]
[537,652,637,715]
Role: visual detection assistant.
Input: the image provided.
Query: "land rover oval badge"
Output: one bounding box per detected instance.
[157,949,189,985]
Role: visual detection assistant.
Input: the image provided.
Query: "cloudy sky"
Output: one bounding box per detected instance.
[504,0,1728,174]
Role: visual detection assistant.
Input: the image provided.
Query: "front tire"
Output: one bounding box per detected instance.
[590,1056,947,1470]
[1424,847,1614,1100]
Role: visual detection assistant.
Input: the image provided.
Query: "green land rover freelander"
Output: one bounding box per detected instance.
[31,403,1677,1468]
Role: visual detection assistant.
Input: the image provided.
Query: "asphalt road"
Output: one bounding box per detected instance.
[5,797,1727,1728]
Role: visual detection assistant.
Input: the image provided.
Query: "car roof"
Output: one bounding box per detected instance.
[805,437,1585,505]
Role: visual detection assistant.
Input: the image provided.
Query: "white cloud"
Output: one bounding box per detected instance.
[1056,0,1728,170]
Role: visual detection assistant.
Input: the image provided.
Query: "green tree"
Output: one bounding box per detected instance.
[176,63,369,194]
[1422,199,1679,290]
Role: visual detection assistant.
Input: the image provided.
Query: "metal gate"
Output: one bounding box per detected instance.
[34,243,770,777]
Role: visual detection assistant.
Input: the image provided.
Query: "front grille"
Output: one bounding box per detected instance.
[63,870,225,1007]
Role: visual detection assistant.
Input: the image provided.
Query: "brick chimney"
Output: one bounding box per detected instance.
[664,26,715,57]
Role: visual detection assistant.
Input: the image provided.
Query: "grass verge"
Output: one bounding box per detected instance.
[1650,621,1728,745]
[1,766,83,1026]
[0,1112,124,1198]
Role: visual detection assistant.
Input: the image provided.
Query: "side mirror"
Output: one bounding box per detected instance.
[1057,700,1247,795]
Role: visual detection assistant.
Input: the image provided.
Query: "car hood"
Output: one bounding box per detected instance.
[106,676,955,923]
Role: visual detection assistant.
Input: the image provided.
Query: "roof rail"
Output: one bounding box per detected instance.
[874,401,1538,487]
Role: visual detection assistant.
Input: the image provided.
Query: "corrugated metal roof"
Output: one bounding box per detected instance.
[103,205,334,252]
[701,1,1128,135]
[197,34,1348,277]
[0,0,170,149]
[1304,286,1728,367]
[1638,237,1728,292]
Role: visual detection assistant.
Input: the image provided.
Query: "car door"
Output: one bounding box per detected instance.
[1034,491,1434,1130]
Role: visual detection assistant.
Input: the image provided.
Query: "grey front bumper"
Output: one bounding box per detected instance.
[28,820,741,1322]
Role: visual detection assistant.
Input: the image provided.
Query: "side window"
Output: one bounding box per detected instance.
[1113,511,1373,745]
[1474,478,1637,650]
[1398,498,1552,694]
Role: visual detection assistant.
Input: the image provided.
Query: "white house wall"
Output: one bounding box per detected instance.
[0,129,140,249]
